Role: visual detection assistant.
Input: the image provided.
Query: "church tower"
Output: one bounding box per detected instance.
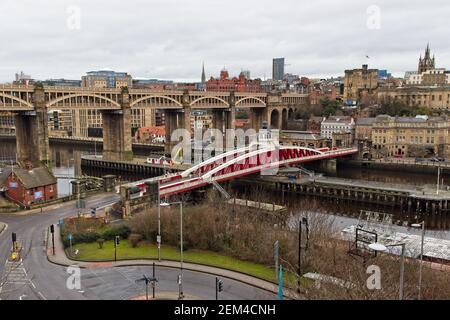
[418,43,435,73]
[201,62,206,84]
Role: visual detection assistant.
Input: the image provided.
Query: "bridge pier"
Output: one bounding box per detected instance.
[102,89,133,161]
[250,108,266,131]
[164,110,181,156]
[15,85,50,167]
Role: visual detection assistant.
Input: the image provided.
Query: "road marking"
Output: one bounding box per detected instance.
[38,292,46,300]
[19,294,27,300]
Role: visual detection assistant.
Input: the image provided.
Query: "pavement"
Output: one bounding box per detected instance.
[47,223,298,300]
[0,193,282,300]
[0,222,6,235]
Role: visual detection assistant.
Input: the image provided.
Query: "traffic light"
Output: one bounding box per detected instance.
[50,224,54,234]
[12,232,16,243]
[218,279,223,292]
[115,236,120,246]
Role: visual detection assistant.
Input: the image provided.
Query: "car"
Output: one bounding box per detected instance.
[438,157,446,162]
[430,157,440,162]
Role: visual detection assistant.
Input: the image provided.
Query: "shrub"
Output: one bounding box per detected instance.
[97,238,105,249]
[128,233,142,248]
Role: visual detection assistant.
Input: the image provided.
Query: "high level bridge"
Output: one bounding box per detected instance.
[0,84,308,166]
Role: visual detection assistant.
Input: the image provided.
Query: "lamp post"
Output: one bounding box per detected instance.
[157,179,161,261]
[369,242,406,300]
[297,217,308,293]
[411,221,425,300]
[160,201,184,300]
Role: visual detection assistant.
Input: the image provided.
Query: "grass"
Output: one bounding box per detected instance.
[68,240,303,287]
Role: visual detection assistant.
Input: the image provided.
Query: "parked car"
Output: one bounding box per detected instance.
[430,157,440,162]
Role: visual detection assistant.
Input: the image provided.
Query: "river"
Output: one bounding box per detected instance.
[1,138,450,231]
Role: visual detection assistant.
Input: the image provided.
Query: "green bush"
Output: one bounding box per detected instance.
[61,223,131,247]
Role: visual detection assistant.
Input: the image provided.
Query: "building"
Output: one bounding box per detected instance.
[280,131,326,149]
[272,58,285,81]
[404,45,449,86]
[0,113,15,135]
[418,44,435,73]
[132,78,174,90]
[82,70,132,88]
[355,117,376,140]
[343,64,379,105]
[321,116,355,140]
[13,71,34,85]
[206,70,263,92]
[0,166,57,206]
[377,86,450,111]
[191,111,212,130]
[307,116,325,134]
[134,126,166,144]
[367,115,450,158]
[41,79,82,87]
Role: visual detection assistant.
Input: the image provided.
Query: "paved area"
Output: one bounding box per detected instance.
[48,224,296,299]
[0,193,283,300]
[0,222,6,235]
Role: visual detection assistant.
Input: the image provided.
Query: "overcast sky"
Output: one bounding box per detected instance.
[0,0,449,83]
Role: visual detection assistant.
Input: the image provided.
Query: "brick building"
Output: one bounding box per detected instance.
[206,70,263,92]
[0,166,57,206]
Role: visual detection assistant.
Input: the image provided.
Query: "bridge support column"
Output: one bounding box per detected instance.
[250,107,266,131]
[212,110,225,132]
[102,89,133,161]
[15,84,50,167]
[164,110,179,156]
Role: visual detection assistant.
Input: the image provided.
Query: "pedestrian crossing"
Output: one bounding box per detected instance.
[0,259,31,299]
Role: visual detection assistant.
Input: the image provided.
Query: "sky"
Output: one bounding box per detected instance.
[0,0,449,83]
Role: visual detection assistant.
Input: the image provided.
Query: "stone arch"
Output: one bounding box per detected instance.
[270,109,280,129]
[190,96,229,108]
[0,92,34,108]
[235,96,266,106]
[47,93,121,108]
[130,95,183,107]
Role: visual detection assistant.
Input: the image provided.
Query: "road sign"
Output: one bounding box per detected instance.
[68,233,73,241]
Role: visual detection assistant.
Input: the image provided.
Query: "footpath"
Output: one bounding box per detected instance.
[47,224,299,300]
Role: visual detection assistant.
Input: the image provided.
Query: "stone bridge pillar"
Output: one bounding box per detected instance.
[267,93,283,130]
[102,88,133,161]
[15,84,50,167]
[164,110,179,156]
[225,91,236,131]
[250,108,266,131]
[212,109,225,132]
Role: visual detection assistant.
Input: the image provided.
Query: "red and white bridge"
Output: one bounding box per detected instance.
[124,144,358,198]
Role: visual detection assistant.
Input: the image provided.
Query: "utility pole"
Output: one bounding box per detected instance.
[157,179,161,261]
[50,224,55,255]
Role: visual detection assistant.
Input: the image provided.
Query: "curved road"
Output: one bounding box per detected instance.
[0,194,276,300]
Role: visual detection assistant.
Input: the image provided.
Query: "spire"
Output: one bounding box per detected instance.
[425,43,430,58]
[201,62,206,84]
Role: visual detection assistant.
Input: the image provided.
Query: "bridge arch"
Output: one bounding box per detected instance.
[201,145,324,181]
[235,96,266,106]
[130,95,183,107]
[270,109,280,129]
[0,92,34,108]
[190,96,229,108]
[47,93,121,108]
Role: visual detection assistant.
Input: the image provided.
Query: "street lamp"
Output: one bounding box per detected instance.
[160,201,184,300]
[297,216,309,293]
[157,179,161,261]
[411,221,425,300]
[369,242,406,300]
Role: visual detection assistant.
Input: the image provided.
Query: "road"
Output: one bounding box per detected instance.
[0,193,276,300]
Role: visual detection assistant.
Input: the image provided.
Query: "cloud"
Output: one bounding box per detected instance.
[0,0,449,82]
